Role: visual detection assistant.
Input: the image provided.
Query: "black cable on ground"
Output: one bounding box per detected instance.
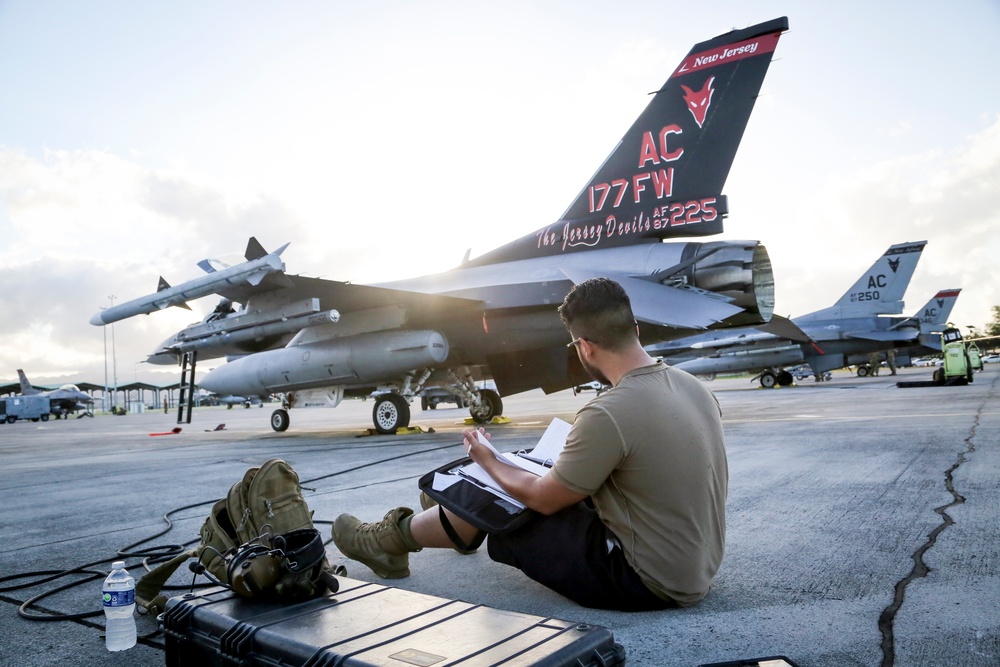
[1,440,462,635]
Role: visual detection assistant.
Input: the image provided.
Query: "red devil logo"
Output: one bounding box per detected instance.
[681,76,715,128]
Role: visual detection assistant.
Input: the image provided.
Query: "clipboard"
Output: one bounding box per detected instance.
[417,419,570,533]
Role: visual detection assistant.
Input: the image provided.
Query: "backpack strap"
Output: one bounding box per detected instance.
[135,546,200,615]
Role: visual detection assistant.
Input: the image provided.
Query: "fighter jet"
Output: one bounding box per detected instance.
[92,17,789,432]
[648,242,956,387]
[16,369,94,418]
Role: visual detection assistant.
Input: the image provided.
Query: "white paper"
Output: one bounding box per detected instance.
[527,417,571,464]
[430,472,462,492]
[475,430,518,468]
[500,452,550,476]
[457,463,526,509]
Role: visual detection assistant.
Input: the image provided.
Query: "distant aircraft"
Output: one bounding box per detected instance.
[16,369,94,418]
[216,394,262,409]
[91,18,789,432]
[649,241,947,387]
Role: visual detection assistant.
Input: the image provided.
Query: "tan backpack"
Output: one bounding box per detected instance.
[137,459,339,614]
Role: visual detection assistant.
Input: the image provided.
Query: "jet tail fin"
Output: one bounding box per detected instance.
[467,17,788,266]
[831,241,926,314]
[798,241,928,322]
[912,289,961,334]
[16,369,40,395]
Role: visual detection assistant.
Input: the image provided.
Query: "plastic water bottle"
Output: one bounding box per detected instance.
[102,561,136,651]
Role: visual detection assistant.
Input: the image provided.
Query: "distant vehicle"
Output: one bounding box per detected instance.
[911,358,936,367]
[933,327,974,384]
[216,394,262,409]
[788,365,831,382]
[981,354,1000,364]
[1,395,52,423]
[572,380,608,396]
[419,386,467,411]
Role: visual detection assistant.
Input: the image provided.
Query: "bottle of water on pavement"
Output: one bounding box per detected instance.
[102,560,136,651]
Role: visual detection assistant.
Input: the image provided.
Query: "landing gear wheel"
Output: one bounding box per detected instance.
[777,370,794,386]
[759,372,777,389]
[373,393,410,434]
[270,408,290,432]
[856,365,870,377]
[470,388,503,424]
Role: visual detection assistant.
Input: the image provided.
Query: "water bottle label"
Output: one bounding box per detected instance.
[103,589,135,607]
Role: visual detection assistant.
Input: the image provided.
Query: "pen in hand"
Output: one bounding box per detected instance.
[462,427,491,458]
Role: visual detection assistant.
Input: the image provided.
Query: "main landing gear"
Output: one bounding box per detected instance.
[266,368,506,434]
[369,387,503,435]
[755,369,794,389]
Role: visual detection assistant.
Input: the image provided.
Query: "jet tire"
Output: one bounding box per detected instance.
[777,370,794,386]
[470,388,503,424]
[759,372,777,389]
[373,393,410,434]
[271,408,290,432]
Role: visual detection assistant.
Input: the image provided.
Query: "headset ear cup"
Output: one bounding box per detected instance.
[227,545,282,598]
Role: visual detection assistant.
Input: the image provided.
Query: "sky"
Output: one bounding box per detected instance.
[1,0,999,388]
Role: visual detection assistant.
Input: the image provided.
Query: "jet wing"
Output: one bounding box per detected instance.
[263,274,485,318]
[754,315,813,343]
[560,268,743,329]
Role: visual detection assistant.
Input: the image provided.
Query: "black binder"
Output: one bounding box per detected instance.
[417,456,537,533]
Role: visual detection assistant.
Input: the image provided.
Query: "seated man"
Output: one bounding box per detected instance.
[332,278,728,610]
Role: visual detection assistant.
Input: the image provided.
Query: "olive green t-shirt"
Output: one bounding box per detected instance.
[550,361,728,606]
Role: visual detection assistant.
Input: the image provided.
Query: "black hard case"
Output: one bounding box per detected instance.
[163,579,625,666]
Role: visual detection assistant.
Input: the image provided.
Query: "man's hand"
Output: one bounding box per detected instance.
[462,427,492,464]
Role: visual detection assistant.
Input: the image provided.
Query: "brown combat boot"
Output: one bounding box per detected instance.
[331,507,421,579]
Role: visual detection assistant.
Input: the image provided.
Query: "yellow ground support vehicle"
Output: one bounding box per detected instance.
[933,327,973,385]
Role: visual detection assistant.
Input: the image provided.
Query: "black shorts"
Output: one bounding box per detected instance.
[486,502,674,611]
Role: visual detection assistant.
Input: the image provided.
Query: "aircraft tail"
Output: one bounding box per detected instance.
[912,289,961,334]
[467,17,789,266]
[16,369,40,395]
[799,241,927,321]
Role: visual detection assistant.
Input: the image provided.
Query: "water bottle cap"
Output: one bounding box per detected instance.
[112,560,125,569]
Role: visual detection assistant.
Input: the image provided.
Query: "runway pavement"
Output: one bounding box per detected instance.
[1,364,998,666]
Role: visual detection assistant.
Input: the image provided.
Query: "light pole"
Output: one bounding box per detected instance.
[102,307,109,413]
[109,295,118,410]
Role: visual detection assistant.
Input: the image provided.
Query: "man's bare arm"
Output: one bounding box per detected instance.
[464,429,586,515]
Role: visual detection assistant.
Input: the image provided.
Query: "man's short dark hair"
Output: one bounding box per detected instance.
[558,278,638,352]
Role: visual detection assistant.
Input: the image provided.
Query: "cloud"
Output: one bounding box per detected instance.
[771,115,1000,329]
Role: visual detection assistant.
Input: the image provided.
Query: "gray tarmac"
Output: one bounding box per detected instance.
[1,364,998,667]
